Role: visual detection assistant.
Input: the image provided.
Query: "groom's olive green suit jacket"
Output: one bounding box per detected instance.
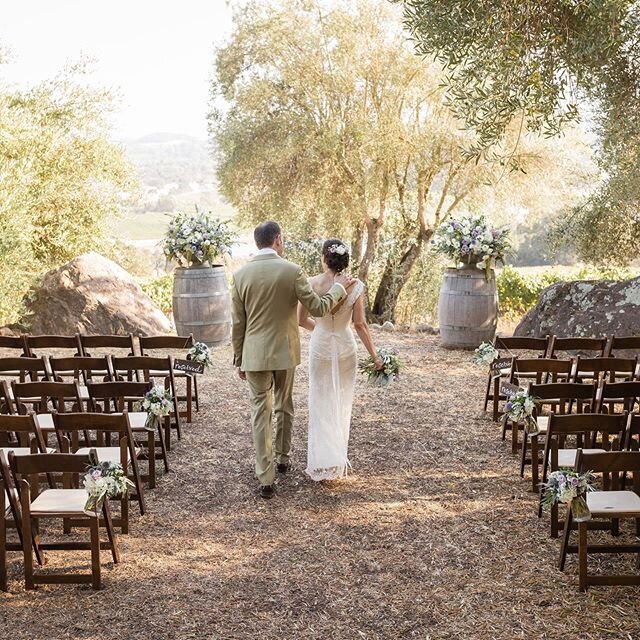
[231,253,346,372]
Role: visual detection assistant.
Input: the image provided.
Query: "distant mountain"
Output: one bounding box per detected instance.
[122,132,230,214]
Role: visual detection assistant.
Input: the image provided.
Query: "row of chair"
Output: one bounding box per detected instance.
[0,332,200,423]
[481,335,640,590]
[0,334,209,591]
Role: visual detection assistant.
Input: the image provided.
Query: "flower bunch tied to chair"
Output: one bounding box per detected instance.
[500,389,539,435]
[83,462,134,514]
[137,385,174,428]
[541,470,595,522]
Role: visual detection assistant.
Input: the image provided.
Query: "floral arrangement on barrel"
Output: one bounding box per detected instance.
[359,348,401,387]
[431,214,511,279]
[472,341,499,365]
[137,385,174,428]
[541,469,595,522]
[83,461,134,513]
[162,210,235,267]
[500,389,539,435]
[188,342,214,369]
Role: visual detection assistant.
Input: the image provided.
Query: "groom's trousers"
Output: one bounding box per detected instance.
[245,368,295,486]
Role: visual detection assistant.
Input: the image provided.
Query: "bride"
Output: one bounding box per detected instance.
[297,239,383,481]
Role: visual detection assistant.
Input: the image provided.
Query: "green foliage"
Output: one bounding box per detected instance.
[141,273,173,316]
[497,265,638,318]
[283,238,324,277]
[395,0,640,266]
[211,0,589,321]
[0,58,135,324]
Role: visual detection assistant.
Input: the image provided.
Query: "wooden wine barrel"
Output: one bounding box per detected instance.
[172,265,231,346]
[438,267,498,349]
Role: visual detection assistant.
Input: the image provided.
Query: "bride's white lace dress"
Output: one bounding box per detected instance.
[306,280,365,481]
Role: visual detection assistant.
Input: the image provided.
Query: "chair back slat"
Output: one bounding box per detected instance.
[0,357,47,380]
[577,449,640,474]
[49,356,112,380]
[550,337,607,357]
[79,334,136,356]
[606,335,640,357]
[25,335,82,357]
[139,335,193,354]
[10,451,93,476]
[12,381,83,414]
[495,336,550,354]
[0,335,28,355]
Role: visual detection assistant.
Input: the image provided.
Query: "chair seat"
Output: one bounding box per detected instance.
[557,448,604,468]
[30,489,94,517]
[536,416,549,432]
[75,446,140,464]
[587,490,640,517]
[129,412,153,430]
[35,413,54,431]
[0,446,56,457]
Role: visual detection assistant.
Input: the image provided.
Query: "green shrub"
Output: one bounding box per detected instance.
[497,265,638,318]
[141,273,173,316]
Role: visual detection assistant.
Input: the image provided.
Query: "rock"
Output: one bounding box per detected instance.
[416,323,438,335]
[515,277,640,343]
[381,321,395,331]
[21,252,172,335]
[0,326,18,336]
[370,323,382,330]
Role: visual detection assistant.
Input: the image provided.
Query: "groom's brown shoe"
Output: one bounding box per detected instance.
[260,484,276,500]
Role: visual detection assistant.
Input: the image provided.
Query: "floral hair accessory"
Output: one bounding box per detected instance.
[328,243,348,256]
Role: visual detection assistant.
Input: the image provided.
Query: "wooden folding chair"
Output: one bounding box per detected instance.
[139,335,198,422]
[12,380,83,438]
[606,335,640,358]
[549,336,608,358]
[53,412,146,532]
[503,358,575,454]
[560,449,640,591]
[8,450,120,590]
[0,357,49,414]
[49,356,113,411]
[0,335,29,357]
[595,380,640,415]
[520,381,596,490]
[111,356,182,449]
[24,334,82,358]
[540,412,628,536]
[79,334,136,358]
[87,381,164,488]
[484,336,550,421]
[572,356,638,385]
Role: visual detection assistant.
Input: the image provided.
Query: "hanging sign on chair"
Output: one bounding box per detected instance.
[491,357,513,376]
[499,381,521,398]
[173,359,205,374]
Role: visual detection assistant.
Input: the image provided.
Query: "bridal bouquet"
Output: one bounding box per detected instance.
[431,214,510,278]
[137,385,173,427]
[163,210,235,267]
[83,461,134,513]
[188,342,214,368]
[359,348,400,387]
[472,341,499,365]
[500,389,539,434]
[541,469,595,522]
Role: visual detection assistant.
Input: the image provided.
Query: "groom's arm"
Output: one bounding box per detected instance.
[294,269,346,317]
[231,280,246,368]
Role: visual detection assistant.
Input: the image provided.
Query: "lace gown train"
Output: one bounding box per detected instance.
[306,281,365,481]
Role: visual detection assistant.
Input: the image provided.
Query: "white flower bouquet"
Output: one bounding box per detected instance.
[188,342,213,368]
[500,389,539,434]
[163,211,235,267]
[472,341,499,365]
[359,348,401,387]
[431,214,510,278]
[137,385,174,427]
[83,461,134,513]
[541,469,595,522]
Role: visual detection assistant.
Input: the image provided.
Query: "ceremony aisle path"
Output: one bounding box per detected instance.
[3,331,640,639]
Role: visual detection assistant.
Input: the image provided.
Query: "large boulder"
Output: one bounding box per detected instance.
[515,277,640,339]
[20,252,172,335]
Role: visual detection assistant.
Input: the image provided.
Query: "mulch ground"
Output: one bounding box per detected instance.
[2,330,640,640]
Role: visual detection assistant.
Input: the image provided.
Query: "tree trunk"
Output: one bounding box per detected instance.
[351,223,363,270]
[357,217,382,284]
[370,231,432,324]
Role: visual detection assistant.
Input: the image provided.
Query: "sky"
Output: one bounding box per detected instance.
[0,0,234,140]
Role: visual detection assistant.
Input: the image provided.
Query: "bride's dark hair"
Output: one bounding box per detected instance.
[322,239,350,273]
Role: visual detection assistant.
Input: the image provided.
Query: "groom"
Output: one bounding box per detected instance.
[231,221,352,499]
